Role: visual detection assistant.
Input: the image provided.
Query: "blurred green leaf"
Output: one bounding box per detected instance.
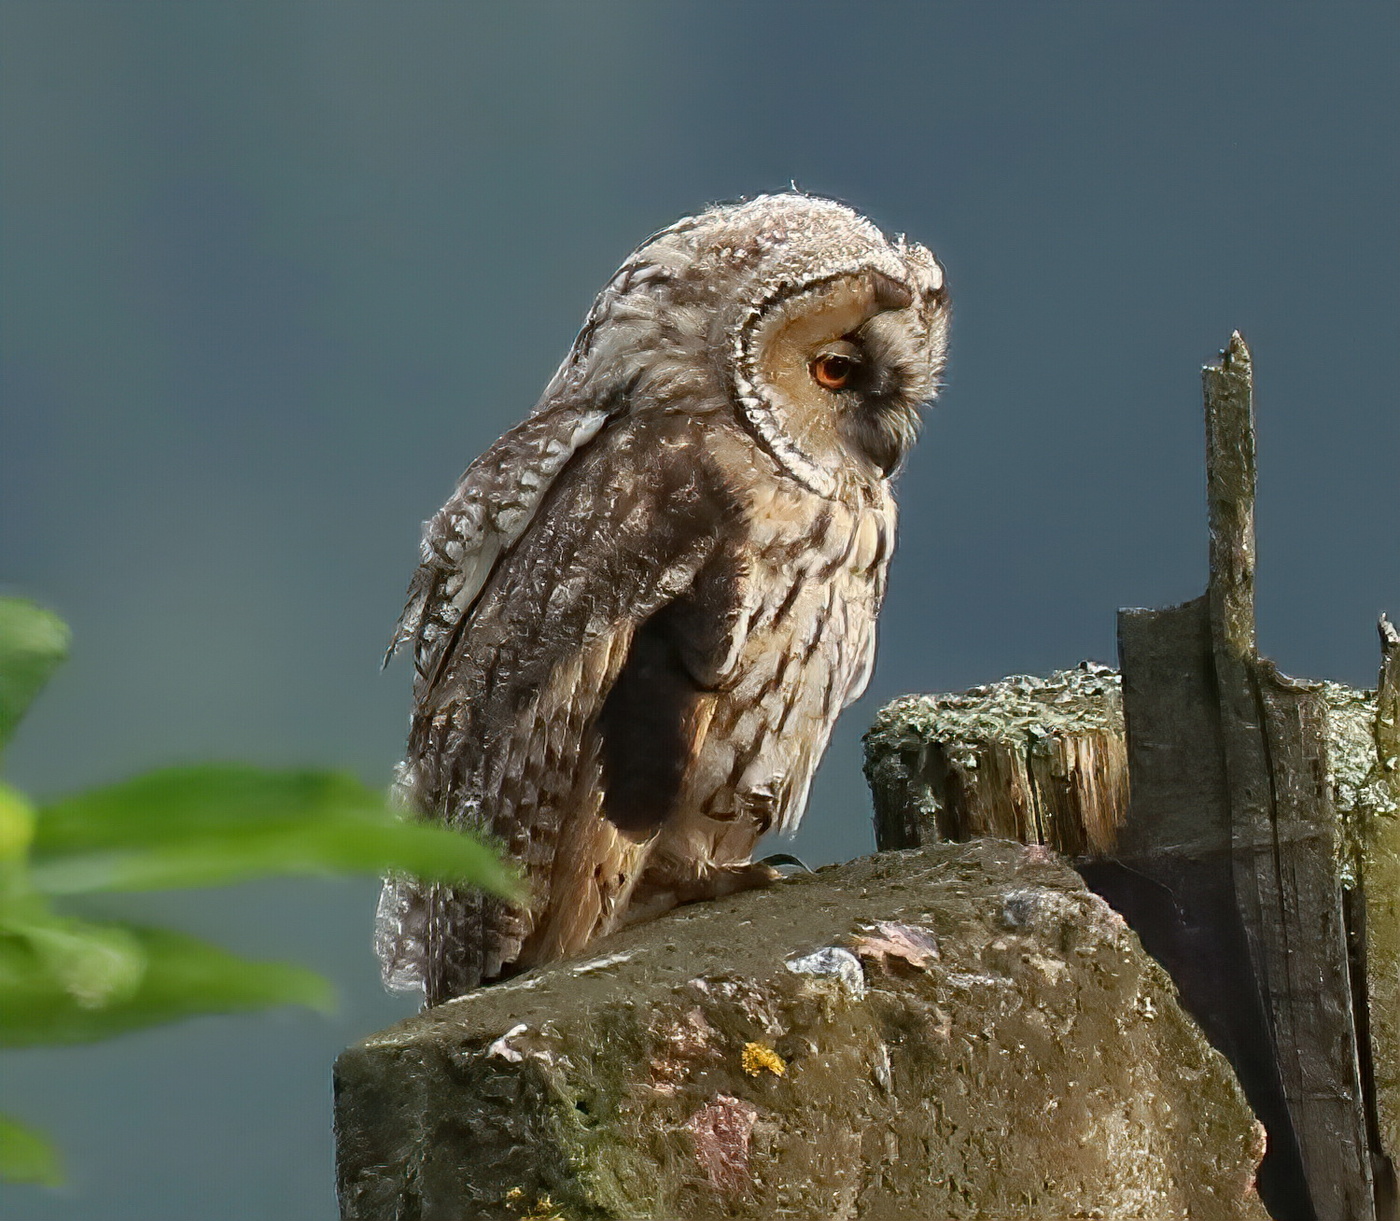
[0,606,517,1182]
[5,903,146,1009]
[30,765,520,900]
[0,1113,61,1186]
[0,599,69,751]
[0,922,333,1047]
[33,765,381,851]
[0,782,35,865]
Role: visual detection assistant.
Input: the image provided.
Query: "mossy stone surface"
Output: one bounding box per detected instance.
[336,840,1266,1220]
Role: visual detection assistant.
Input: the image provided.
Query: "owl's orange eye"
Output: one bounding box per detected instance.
[811,353,855,391]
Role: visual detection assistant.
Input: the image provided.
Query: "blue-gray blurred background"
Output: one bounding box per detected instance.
[2,3,1395,1217]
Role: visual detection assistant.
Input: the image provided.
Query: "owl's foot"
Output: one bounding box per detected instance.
[617,859,783,929]
[696,859,785,899]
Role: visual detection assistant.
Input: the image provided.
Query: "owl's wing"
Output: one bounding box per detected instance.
[381,412,756,1002]
[385,391,616,670]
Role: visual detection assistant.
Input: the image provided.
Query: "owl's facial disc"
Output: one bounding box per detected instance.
[745,269,929,484]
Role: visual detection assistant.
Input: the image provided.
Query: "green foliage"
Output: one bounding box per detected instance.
[0,1113,60,1188]
[31,765,516,895]
[0,596,517,1184]
[0,600,68,750]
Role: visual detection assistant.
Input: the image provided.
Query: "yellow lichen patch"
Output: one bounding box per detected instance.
[522,1196,564,1221]
[741,1041,787,1077]
[504,1187,564,1219]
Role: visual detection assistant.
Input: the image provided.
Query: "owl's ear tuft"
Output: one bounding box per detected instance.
[868,270,915,313]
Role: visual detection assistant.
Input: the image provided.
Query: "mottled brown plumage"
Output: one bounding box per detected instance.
[377,194,949,1004]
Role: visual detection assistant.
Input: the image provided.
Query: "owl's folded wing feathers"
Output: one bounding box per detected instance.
[385,393,616,671]
[380,412,753,1000]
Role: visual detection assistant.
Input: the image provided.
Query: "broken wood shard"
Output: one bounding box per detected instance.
[1111,334,1391,1221]
[1205,333,1258,660]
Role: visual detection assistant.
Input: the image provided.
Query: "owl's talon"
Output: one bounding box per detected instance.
[759,853,812,875]
[705,860,784,896]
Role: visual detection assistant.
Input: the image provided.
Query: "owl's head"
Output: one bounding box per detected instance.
[554,193,948,498]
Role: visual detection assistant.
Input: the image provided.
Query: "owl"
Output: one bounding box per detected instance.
[377,193,949,1005]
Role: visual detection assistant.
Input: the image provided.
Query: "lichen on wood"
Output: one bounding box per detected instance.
[863,664,1128,857]
[1364,617,1400,1166]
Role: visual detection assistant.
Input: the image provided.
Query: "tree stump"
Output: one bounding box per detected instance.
[864,664,1127,858]
[339,334,1395,1221]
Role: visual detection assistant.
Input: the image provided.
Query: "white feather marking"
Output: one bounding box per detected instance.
[451,537,503,612]
[843,624,878,708]
[567,413,606,449]
[431,406,610,628]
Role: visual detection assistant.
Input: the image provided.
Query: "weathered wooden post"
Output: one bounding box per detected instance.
[1109,335,1390,1221]
[865,334,1399,1221]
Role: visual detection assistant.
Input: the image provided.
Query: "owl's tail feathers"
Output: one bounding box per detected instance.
[378,874,529,1003]
[374,874,429,995]
[382,565,434,670]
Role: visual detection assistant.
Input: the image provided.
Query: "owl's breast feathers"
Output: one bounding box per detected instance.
[387,410,892,1001]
